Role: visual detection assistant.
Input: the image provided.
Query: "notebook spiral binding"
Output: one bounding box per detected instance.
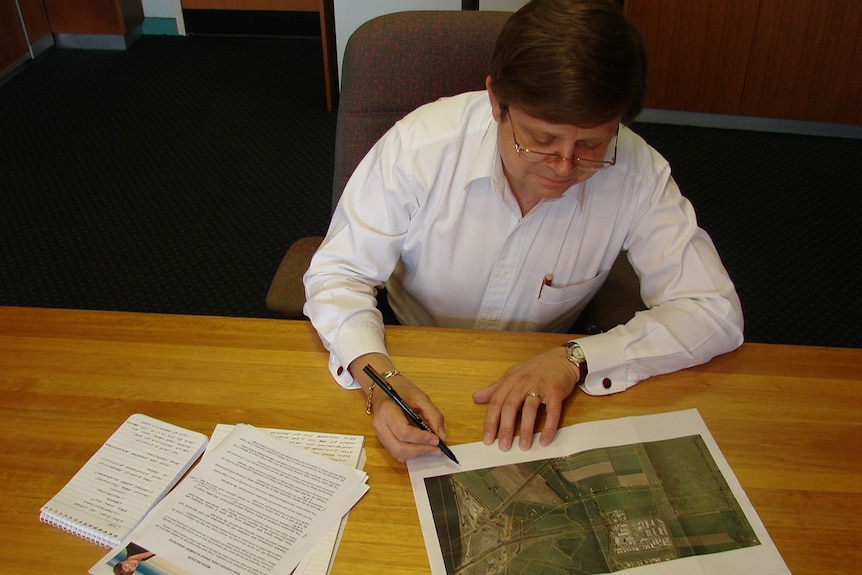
[39,508,118,548]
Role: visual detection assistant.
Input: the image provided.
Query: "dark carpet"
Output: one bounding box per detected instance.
[632,122,862,349]
[1,35,860,348]
[1,36,335,319]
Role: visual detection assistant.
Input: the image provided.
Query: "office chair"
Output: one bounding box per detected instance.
[265,10,511,318]
[265,9,644,332]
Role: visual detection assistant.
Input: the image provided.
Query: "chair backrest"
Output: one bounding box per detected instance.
[331,10,512,210]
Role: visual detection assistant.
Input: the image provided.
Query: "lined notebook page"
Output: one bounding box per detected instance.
[40,413,208,548]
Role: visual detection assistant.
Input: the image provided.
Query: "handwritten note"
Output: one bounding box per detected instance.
[40,414,208,547]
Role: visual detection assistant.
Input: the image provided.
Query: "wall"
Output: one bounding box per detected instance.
[143,0,184,34]
[481,0,527,9]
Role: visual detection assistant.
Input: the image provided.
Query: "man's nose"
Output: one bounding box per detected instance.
[549,155,578,177]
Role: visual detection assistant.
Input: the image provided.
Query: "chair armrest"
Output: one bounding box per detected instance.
[266,235,325,318]
[574,252,646,334]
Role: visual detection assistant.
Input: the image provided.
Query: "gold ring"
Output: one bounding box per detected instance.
[527,391,540,399]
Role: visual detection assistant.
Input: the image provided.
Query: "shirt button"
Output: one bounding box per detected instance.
[337,366,344,376]
[602,378,612,389]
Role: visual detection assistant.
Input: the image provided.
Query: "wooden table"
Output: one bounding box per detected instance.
[1,306,860,574]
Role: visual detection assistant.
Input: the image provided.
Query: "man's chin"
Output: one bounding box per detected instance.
[537,181,575,197]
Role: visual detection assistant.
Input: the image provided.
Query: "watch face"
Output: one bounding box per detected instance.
[566,342,585,364]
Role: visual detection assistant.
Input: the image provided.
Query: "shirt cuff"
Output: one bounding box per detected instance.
[573,331,637,396]
[327,320,389,389]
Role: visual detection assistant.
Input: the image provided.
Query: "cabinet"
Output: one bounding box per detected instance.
[625,0,862,124]
[1,0,52,81]
[42,0,144,35]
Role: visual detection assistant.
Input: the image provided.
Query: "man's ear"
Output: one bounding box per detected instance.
[486,76,502,122]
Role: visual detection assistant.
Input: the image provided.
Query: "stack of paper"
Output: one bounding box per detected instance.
[206,425,367,575]
[89,424,368,575]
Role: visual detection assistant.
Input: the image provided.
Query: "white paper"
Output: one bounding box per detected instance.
[206,425,366,575]
[90,424,368,575]
[408,409,790,575]
[205,424,364,467]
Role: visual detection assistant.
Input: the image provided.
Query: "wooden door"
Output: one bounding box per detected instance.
[1,0,51,79]
[741,0,862,123]
[42,0,144,35]
[1,0,30,75]
[624,0,759,116]
[17,0,50,42]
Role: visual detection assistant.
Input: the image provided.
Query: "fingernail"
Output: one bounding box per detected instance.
[499,438,511,451]
[483,432,493,445]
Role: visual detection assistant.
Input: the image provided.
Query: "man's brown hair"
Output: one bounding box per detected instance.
[489,0,646,126]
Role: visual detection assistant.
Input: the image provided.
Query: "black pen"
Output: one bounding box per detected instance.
[363,365,460,465]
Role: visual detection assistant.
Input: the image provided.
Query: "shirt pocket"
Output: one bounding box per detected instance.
[537,268,611,306]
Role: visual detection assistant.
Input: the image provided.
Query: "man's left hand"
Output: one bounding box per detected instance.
[472,345,580,451]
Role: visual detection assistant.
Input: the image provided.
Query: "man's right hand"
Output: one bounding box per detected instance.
[350,353,448,462]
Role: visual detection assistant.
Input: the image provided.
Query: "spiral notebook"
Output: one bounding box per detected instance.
[39,413,208,548]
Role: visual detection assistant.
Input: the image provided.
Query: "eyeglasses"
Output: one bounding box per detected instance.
[509,112,618,171]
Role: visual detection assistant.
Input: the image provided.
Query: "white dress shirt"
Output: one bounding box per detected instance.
[304,91,743,394]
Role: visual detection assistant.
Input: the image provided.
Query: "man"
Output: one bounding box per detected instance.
[303,0,743,462]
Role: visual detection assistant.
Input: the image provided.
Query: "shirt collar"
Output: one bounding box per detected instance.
[466,115,500,186]
[467,118,517,213]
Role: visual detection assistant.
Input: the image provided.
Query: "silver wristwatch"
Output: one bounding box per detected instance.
[562,341,587,383]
